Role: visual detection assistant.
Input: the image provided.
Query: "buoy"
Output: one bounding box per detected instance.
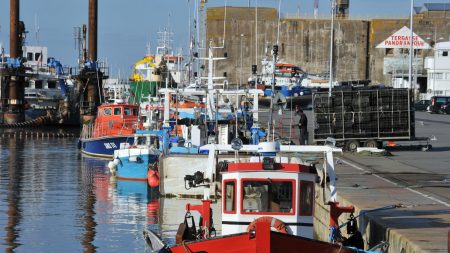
[108,161,117,176]
[147,170,160,188]
[113,158,120,166]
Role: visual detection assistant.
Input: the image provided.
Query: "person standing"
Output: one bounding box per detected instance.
[297,109,308,145]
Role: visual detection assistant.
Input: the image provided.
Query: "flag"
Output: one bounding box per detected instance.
[37,50,43,67]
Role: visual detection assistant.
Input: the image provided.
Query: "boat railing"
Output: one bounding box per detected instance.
[81,118,141,139]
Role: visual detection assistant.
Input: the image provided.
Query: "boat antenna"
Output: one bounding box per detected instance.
[188,0,192,85]
[277,0,282,45]
[255,0,258,65]
[328,0,335,97]
[34,14,40,45]
[146,42,151,56]
[222,0,227,47]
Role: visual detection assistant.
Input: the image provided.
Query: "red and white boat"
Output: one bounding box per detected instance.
[145,141,378,252]
[79,102,141,158]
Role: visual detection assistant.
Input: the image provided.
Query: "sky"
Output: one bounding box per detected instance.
[0,0,447,78]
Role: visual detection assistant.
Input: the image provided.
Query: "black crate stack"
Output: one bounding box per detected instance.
[313,88,415,141]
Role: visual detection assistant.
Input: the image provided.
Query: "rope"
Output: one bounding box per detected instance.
[181,241,193,253]
[338,204,400,230]
[0,114,54,128]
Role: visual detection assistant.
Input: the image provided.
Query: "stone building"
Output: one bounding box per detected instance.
[205,3,450,97]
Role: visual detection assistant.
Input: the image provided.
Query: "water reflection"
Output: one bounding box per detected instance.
[0,136,221,252]
[4,137,24,253]
[81,156,161,252]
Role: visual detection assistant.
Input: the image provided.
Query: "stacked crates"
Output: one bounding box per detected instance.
[313,88,415,142]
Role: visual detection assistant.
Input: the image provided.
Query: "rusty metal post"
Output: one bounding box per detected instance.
[88,0,97,62]
[10,0,19,59]
[80,0,102,125]
[4,0,24,124]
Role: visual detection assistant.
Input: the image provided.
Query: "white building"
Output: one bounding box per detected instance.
[424,40,450,99]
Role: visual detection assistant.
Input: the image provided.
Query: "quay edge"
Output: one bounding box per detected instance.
[314,155,450,253]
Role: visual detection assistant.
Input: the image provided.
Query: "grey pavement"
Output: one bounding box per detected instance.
[326,111,450,253]
[259,108,450,252]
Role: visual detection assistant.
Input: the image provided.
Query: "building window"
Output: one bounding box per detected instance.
[242,179,294,214]
[299,181,314,216]
[435,73,444,80]
[224,180,236,213]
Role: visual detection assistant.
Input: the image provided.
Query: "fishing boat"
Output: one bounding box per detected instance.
[79,102,140,158]
[144,140,379,252]
[256,58,313,108]
[107,129,166,183]
[3,45,79,125]
[129,29,183,104]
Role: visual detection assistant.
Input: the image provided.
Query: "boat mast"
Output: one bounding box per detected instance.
[269,0,282,141]
[328,0,335,97]
[269,45,278,142]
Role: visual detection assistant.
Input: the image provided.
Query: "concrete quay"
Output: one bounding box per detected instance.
[312,111,450,253]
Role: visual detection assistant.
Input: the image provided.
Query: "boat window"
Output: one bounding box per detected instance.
[224,180,236,213]
[133,108,139,116]
[299,181,314,216]
[242,180,293,214]
[114,108,122,115]
[124,107,131,116]
[27,52,33,61]
[35,53,41,61]
[103,108,112,116]
[48,81,57,89]
[35,80,43,89]
[136,136,146,145]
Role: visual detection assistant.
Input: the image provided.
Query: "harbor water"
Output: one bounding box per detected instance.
[0,133,221,252]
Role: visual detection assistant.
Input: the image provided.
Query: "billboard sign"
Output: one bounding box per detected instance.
[376,26,431,49]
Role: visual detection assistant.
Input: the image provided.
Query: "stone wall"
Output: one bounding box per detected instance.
[206,7,450,86]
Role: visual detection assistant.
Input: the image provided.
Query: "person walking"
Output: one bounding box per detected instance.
[297,109,308,145]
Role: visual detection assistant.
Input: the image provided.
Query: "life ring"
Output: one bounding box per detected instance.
[246,216,289,234]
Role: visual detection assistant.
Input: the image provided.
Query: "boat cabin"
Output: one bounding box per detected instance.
[93,104,140,138]
[221,146,316,239]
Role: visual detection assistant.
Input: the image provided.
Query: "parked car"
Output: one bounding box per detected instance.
[440,102,450,114]
[414,100,431,111]
[428,96,450,113]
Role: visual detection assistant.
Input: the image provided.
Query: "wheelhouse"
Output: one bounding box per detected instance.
[221,156,316,239]
[93,104,140,138]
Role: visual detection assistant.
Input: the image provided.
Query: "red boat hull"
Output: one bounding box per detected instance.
[169,222,357,253]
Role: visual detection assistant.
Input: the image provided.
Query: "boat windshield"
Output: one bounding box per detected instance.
[242,179,294,214]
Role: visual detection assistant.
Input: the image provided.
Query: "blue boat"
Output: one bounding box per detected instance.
[79,103,141,158]
[80,135,134,158]
[108,129,168,181]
